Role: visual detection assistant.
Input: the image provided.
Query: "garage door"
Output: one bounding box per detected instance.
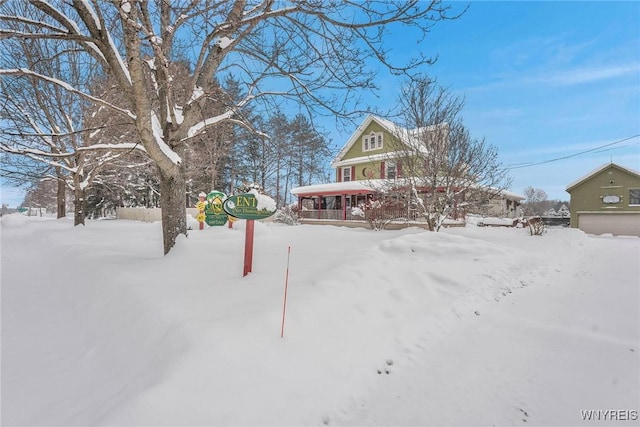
[577,213,640,236]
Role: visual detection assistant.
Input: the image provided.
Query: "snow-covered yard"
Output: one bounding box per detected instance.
[1,214,638,426]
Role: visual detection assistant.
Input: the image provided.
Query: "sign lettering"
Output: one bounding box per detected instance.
[223,193,277,220]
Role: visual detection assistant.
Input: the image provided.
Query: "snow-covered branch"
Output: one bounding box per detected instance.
[0,143,78,174]
[0,68,136,120]
[150,113,181,165]
[77,143,146,153]
[186,109,235,139]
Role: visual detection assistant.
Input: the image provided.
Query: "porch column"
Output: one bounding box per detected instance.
[318,195,322,220]
[342,194,347,220]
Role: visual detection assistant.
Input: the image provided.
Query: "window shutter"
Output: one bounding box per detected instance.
[351,166,356,181]
[397,160,402,178]
[380,161,385,179]
[337,168,342,182]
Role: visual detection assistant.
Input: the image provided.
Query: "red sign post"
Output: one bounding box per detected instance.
[223,193,277,277]
[243,219,255,277]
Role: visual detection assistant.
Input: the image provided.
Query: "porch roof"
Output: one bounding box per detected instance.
[291,180,385,197]
[291,180,525,200]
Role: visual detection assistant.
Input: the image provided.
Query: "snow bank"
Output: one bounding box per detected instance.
[2,217,638,426]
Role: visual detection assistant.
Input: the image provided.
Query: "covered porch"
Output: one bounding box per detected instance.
[291,181,377,221]
[291,180,425,222]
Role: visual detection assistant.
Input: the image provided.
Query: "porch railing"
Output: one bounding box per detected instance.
[299,209,423,222]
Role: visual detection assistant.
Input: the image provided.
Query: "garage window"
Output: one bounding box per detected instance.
[630,189,640,206]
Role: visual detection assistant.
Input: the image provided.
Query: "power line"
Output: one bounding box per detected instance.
[507,134,640,170]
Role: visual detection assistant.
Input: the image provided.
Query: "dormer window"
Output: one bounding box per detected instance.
[363,131,383,152]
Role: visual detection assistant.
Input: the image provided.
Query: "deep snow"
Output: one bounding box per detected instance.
[1,214,638,426]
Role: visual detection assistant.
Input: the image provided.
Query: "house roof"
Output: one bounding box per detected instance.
[290,180,382,197]
[330,115,398,168]
[496,189,526,201]
[291,179,525,201]
[330,114,444,168]
[565,162,640,193]
[332,150,406,168]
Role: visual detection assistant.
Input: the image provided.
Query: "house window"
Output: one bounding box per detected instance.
[630,189,640,205]
[342,167,351,182]
[362,132,383,152]
[386,162,397,179]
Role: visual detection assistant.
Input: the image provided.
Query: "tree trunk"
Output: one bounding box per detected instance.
[56,175,66,219]
[159,166,187,255]
[210,168,215,193]
[74,187,85,226]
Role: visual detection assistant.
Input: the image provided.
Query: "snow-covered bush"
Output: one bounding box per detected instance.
[350,207,365,217]
[236,182,264,194]
[527,217,546,236]
[557,204,570,217]
[358,199,399,231]
[273,205,300,225]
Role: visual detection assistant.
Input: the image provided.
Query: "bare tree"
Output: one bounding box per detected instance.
[1,1,461,254]
[390,77,512,231]
[0,3,147,225]
[522,186,549,216]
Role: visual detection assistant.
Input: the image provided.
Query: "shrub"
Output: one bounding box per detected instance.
[359,199,397,231]
[526,216,546,236]
[273,205,300,225]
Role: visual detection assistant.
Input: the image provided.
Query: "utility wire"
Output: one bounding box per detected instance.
[507,134,640,170]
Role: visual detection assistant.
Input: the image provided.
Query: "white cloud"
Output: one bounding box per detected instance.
[525,63,640,86]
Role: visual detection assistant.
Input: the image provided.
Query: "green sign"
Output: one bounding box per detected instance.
[223,193,277,220]
[205,191,228,226]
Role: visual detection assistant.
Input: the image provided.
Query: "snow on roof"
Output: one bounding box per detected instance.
[291,180,525,200]
[332,151,407,168]
[331,115,445,168]
[290,180,379,196]
[496,189,526,201]
[565,162,640,192]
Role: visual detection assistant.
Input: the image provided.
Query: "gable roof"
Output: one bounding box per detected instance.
[330,115,399,168]
[565,162,640,192]
[330,114,445,168]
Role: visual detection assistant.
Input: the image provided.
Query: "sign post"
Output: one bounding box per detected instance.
[243,219,255,276]
[196,193,206,230]
[223,192,277,277]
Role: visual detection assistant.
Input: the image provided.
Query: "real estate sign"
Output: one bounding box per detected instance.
[223,193,277,220]
[222,192,277,277]
[204,191,228,226]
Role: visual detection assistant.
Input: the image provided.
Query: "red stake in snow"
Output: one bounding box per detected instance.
[281,246,291,338]
[243,219,255,277]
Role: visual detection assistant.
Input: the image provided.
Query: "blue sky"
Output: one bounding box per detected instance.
[334,0,639,201]
[1,1,638,207]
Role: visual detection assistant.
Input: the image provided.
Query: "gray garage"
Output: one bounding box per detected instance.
[576,212,640,237]
[566,163,640,237]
